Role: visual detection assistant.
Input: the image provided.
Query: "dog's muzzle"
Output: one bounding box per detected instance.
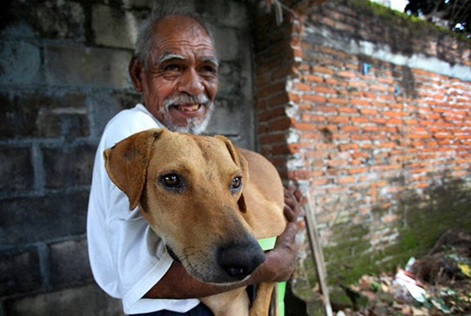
[216,239,266,281]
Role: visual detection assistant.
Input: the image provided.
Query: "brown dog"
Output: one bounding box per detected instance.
[104,128,286,316]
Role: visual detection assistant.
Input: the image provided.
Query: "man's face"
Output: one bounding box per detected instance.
[130,16,219,134]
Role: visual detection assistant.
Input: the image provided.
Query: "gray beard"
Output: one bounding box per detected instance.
[160,101,214,135]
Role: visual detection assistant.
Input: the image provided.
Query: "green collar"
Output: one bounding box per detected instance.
[258,237,277,251]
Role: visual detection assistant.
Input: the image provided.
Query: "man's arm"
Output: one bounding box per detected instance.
[145,187,304,299]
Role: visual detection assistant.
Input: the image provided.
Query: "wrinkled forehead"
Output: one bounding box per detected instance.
[150,16,217,62]
[154,16,214,47]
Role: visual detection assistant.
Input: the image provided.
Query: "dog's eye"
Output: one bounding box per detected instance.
[231,176,242,191]
[160,174,184,191]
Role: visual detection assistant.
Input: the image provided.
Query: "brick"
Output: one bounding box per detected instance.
[339,144,359,151]
[314,106,337,115]
[258,81,287,99]
[349,167,368,175]
[293,82,311,92]
[266,117,293,131]
[328,98,349,105]
[341,126,360,133]
[351,117,369,124]
[325,78,347,87]
[258,106,286,122]
[259,133,286,145]
[293,122,316,131]
[264,93,290,108]
[312,66,335,76]
[303,94,327,103]
[313,86,337,95]
[351,99,370,107]
[302,74,324,84]
[336,71,356,79]
[360,109,378,116]
[327,116,349,124]
[0,146,34,193]
[338,107,359,115]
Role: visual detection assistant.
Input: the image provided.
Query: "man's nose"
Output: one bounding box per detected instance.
[177,69,204,96]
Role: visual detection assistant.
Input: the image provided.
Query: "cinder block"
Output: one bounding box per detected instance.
[0,247,42,297]
[36,108,90,139]
[92,5,145,49]
[122,0,155,8]
[0,146,34,194]
[205,98,242,138]
[10,0,85,39]
[42,143,95,189]
[0,91,90,139]
[211,27,239,60]
[3,283,124,316]
[0,191,89,247]
[49,238,93,288]
[86,91,141,138]
[44,45,133,89]
[151,0,196,13]
[0,41,41,85]
[199,1,247,28]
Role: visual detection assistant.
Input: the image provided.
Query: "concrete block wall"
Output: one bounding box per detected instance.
[252,0,471,299]
[0,0,255,314]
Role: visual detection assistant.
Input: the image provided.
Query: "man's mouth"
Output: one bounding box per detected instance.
[174,104,202,112]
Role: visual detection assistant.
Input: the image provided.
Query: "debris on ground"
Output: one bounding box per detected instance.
[335,229,471,315]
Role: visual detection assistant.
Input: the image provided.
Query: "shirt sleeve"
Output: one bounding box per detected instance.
[87,106,199,314]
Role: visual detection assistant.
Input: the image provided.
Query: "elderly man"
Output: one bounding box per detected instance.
[87,11,302,316]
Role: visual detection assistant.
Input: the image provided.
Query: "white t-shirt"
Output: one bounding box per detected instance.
[87,104,200,314]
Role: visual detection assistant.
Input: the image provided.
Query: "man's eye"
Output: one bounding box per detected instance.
[200,65,217,74]
[202,66,217,74]
[164,64,181,72]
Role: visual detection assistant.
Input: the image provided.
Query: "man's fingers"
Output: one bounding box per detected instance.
[283,188,297,222]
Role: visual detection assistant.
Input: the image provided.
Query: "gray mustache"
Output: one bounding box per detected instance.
[164,95,209,109]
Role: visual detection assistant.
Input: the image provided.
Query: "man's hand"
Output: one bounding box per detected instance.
[283,186,305,222]
[256,186,305,283]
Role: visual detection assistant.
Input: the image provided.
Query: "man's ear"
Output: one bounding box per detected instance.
[129,57,144,92]
[104,128,165,210]
[215,135,249,213]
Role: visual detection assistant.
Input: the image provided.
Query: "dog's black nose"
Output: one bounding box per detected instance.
[217,240,265,280]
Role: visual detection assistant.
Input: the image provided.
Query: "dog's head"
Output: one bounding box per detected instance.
[104,128,265,284]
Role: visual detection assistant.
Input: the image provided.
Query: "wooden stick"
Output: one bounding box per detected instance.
[303,191,333,316]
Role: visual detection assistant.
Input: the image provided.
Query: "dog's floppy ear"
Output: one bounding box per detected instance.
[215,135,249,213]
[104,128,165,210]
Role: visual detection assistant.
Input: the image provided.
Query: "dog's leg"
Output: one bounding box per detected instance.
[200,288,249,316]
[249,282,276,316]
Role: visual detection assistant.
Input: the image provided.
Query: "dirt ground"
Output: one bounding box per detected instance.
[335,230,471,316]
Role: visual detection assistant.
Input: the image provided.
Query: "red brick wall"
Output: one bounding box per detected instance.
[253,0,471,287]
